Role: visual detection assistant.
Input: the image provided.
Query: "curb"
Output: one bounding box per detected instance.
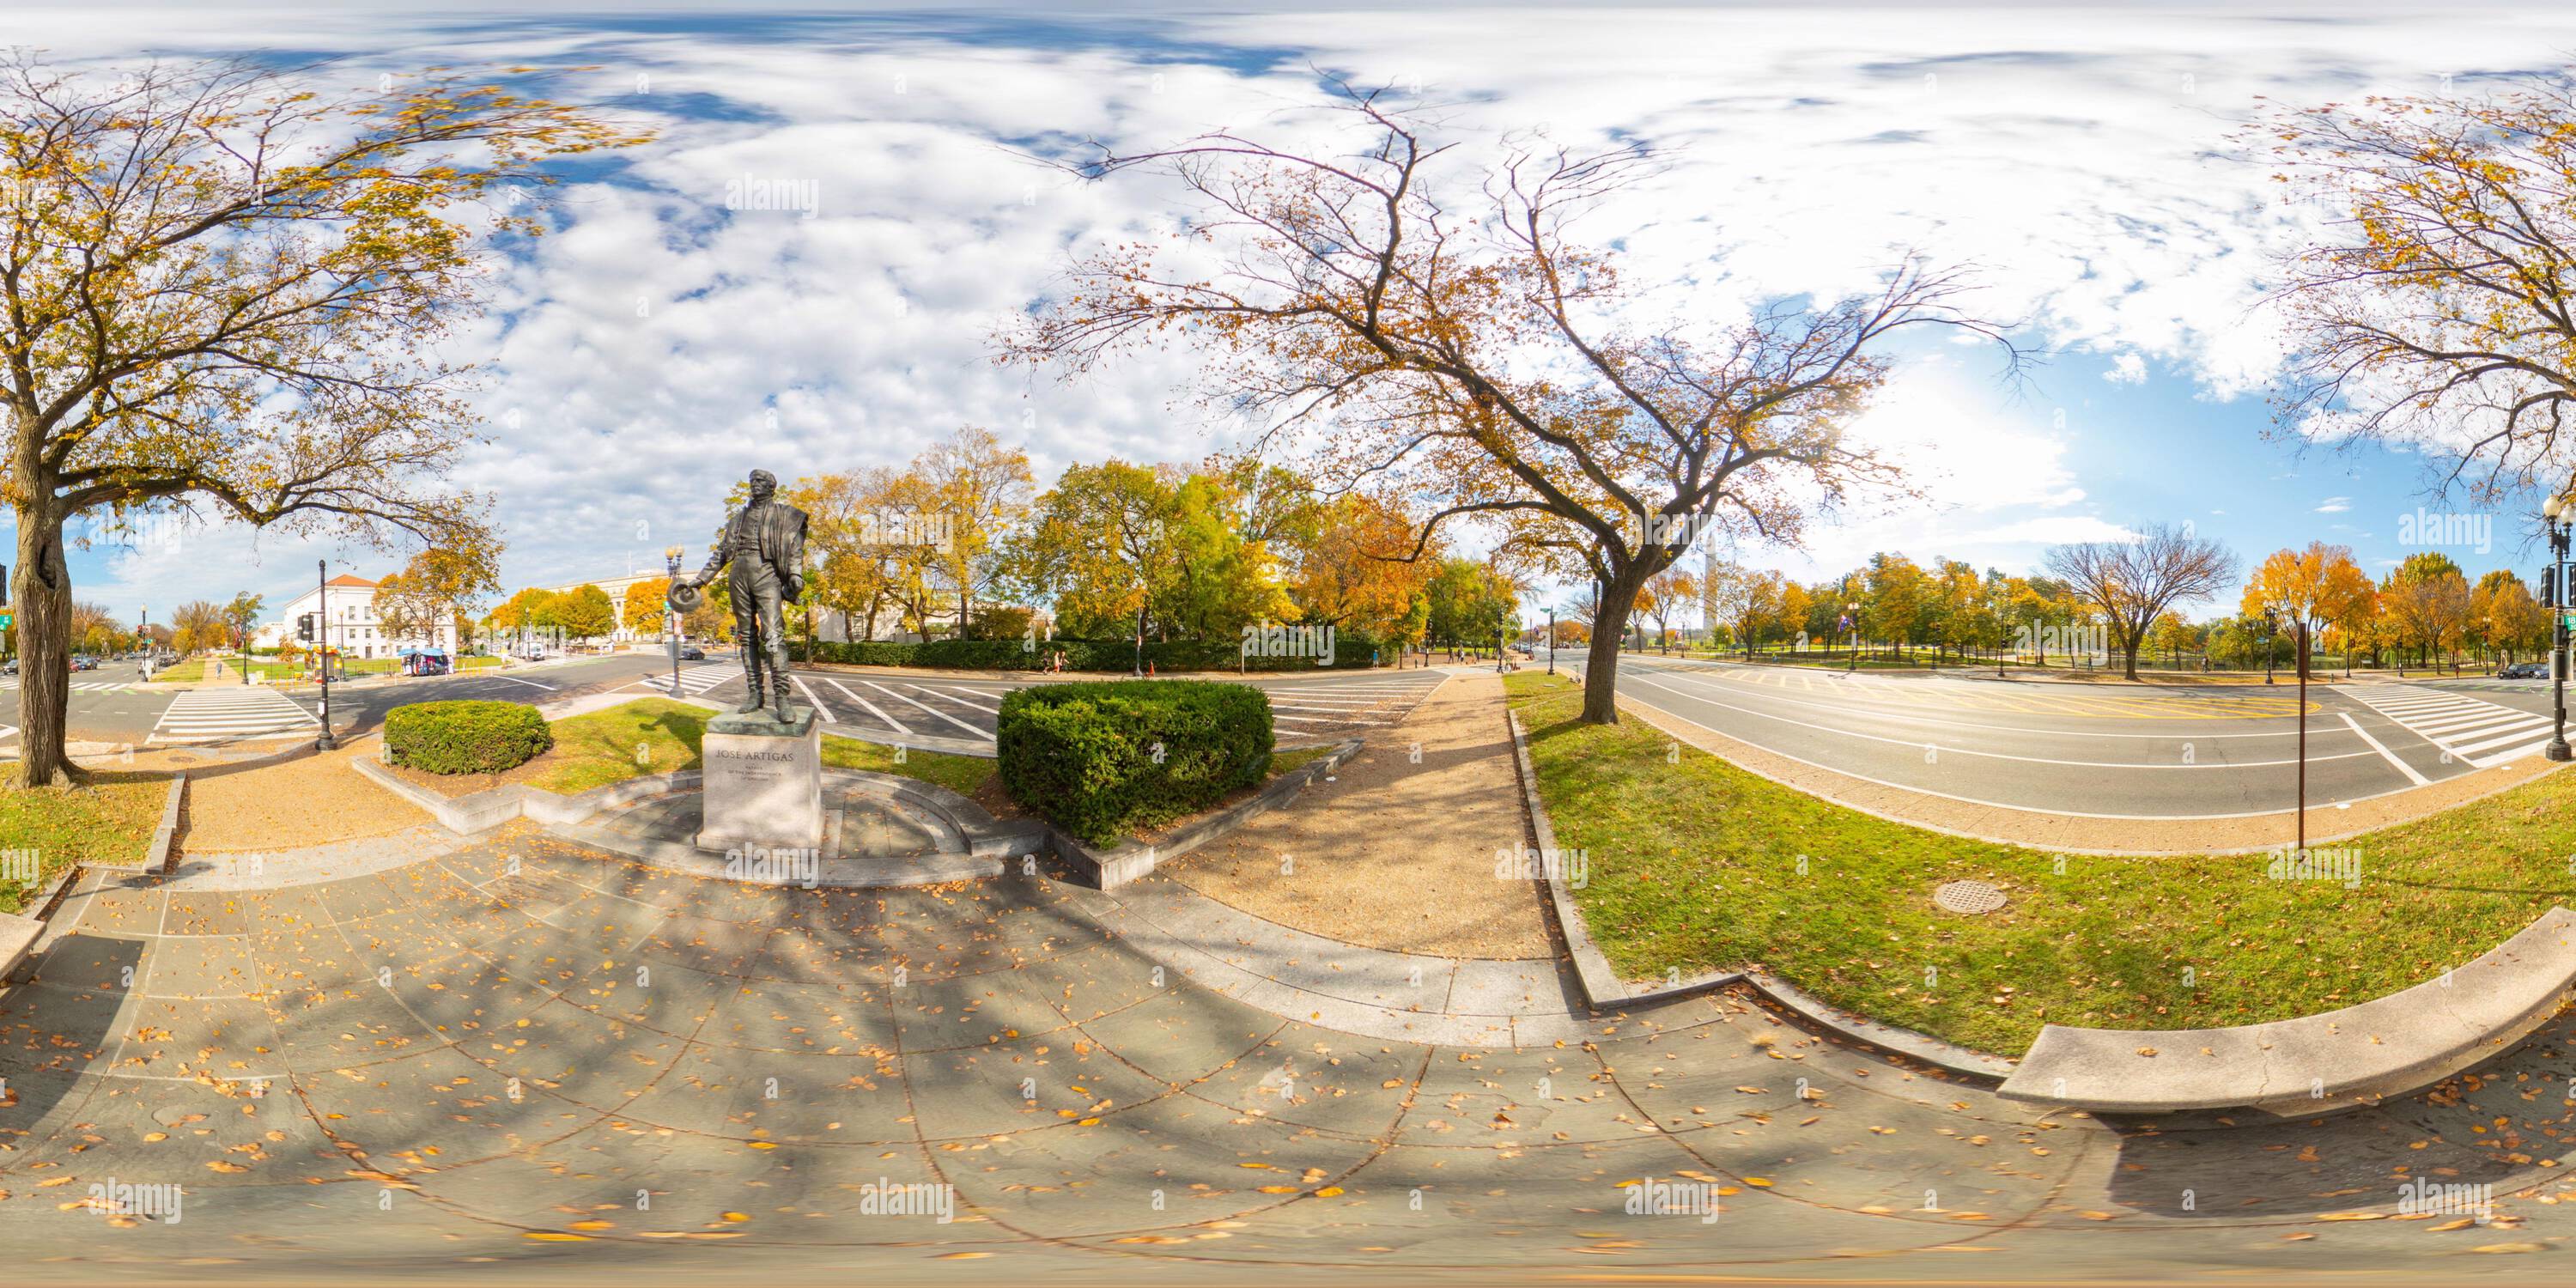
[1050,738,1367,889]
[2,773,187,984]
[0,860,83,985]
[1504,694,2009,1081]
[2000,905,2576,1115]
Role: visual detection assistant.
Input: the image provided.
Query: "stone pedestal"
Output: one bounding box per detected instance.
[697,706,823,853]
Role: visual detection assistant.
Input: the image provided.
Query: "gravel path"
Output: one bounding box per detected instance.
[1163,669,1554,959]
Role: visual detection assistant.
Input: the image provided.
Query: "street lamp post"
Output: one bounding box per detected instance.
[665,545,685,702]
[1547,608,1556,676]
[138,605,149,682]
[2547,493,2573,762]
[315,558,337,750]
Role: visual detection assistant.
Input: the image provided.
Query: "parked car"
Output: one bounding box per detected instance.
[2,658,16,675]
[2510,661,2549,679]
[678,644,705,661]
[69,655,97,671]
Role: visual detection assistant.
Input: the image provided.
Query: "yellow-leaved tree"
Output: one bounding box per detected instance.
[0,54,647,785]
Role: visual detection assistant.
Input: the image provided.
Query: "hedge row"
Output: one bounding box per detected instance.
[788,632,1381,672]
[384,700,554,775]
[996,679,1274,846]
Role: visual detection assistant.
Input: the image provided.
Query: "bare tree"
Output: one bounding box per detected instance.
[2043,525,2239,680]
[1005,89,2018,723]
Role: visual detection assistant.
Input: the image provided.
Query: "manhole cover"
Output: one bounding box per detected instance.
[1934,879,2008,914]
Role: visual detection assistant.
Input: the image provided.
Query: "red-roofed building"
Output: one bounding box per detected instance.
[251,573,459,658]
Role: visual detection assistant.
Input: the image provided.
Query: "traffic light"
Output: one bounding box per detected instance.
[296,613,314,642]
[2545,565,2562,611]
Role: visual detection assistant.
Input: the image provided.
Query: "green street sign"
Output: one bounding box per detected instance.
[0,613,13,629]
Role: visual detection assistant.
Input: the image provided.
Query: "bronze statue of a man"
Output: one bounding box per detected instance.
[677,469,809,720]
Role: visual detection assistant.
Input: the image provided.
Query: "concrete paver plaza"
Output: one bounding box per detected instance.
[9,815,2576,1285]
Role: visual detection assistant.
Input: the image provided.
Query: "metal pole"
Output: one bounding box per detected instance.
[1548,609,1555,675]
[2297,619,2308,853]
[2552,519,2571,762]
[316,559,337,750]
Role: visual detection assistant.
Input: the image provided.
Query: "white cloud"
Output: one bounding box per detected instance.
[2316,497,2353,513]
[11,4,2576,620]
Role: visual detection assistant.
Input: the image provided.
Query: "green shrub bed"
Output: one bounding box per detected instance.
[384,700,555,775]
[997,679,1273,845]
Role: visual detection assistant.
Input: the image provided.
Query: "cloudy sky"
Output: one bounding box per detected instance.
[9,1,2574,629]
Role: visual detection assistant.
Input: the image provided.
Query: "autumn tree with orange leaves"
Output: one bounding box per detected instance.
[1005,90,2018,724]
[2239,542,2372,679]
[2261,78,2576,498]
[0,54,646,785]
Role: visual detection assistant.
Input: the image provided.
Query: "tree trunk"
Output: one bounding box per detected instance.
[2122,625,2142,681]
[1580,570,1647,725]
[12,500,77,787]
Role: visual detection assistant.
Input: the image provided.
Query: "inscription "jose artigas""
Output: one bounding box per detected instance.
[713,749,799,762]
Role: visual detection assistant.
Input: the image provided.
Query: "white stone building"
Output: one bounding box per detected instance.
[252,574,459,659]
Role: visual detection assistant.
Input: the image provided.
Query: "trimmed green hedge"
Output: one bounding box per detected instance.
[997,679,1274,845]
[384,700,554,775]
[790,632,1380,672]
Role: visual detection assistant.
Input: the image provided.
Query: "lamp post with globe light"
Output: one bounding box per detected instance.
[2546,490,2573,762]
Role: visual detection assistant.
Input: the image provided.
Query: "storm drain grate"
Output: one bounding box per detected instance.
[1933,879,2008,915]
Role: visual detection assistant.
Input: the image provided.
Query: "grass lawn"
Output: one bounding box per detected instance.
[1507,670,2576,1055]
[0,775,168,914]
[459,655,506,670]
[149,659,213,683]
[516,697,993,799]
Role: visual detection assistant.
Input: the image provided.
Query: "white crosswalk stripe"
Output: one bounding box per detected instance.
[0,679,132,693]
[2346,684,2552,768]
[149,686,321,744]
[641,664,738,696]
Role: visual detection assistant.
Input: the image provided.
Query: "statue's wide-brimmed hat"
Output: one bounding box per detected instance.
[667,581,704,614]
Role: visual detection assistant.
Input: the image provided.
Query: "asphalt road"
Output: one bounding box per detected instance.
[1555,648,2566,820]
[2,652,1459,754]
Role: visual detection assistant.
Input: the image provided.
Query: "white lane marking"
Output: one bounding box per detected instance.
[908,683,999,714]
[1273,713,1389,726]
[1618,681,2448,823]
[1641,666,2335,742]
[2337,712,2431,787]
[859,679,990,738]
[793,675,837,725]
[1625,674,2379,770]
[826,678,910,737]
[2344,684,2555,769]
[486,676,558,691]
